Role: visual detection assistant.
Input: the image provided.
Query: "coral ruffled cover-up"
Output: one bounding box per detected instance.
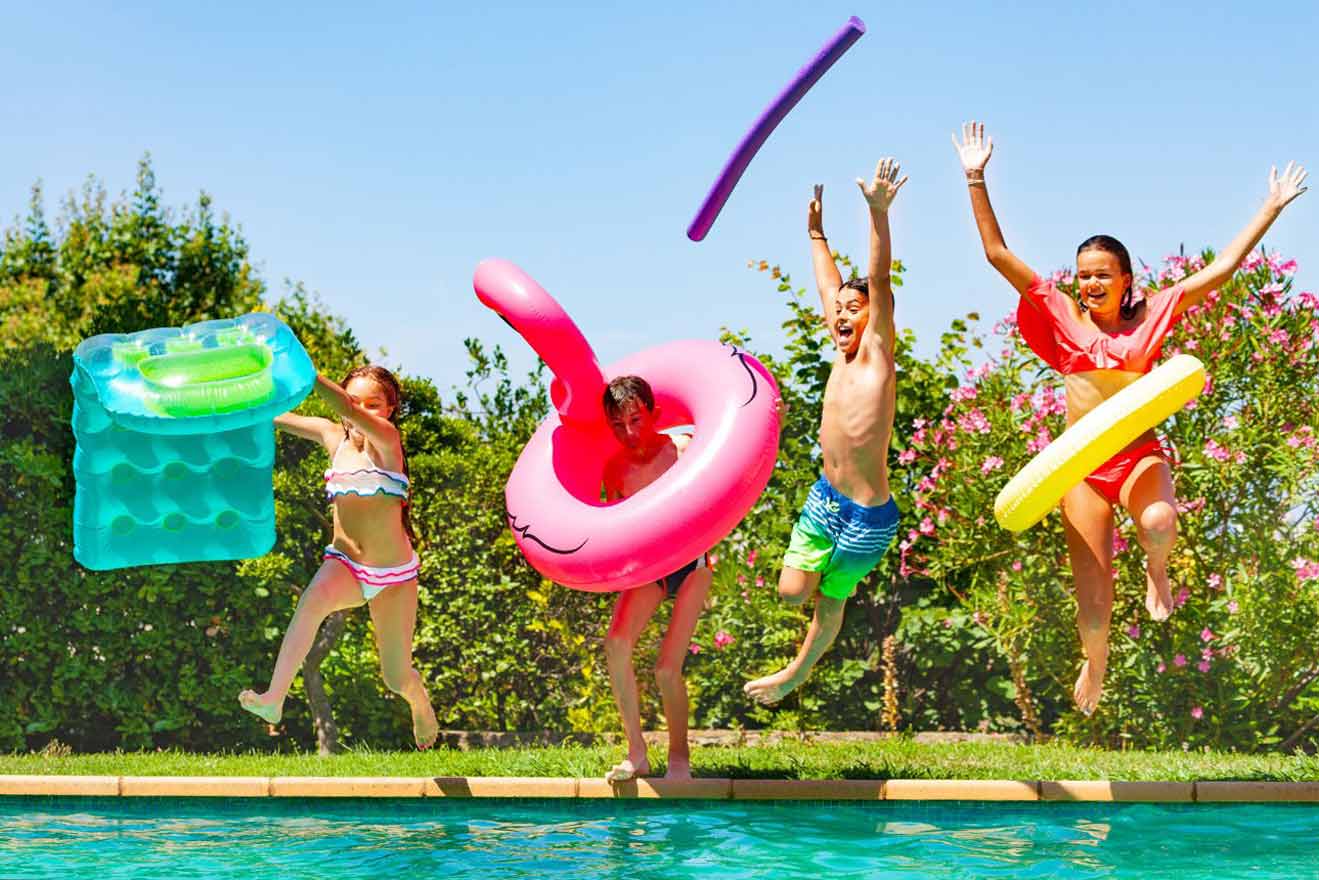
[1017,276,1186,375]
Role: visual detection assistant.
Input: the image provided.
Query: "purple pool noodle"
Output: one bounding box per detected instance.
[686,16,866,242]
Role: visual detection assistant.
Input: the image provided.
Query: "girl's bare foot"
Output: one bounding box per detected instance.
[1145,563,1173,621]
[1072,659,1106,716]
[605,754,651,784]
[411,696,439,750]
[743,668,801,706]
[664,755,692,781]
[238,689,283,725]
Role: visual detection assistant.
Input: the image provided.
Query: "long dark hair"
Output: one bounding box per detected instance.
[1077,235,1138,320]
[340,364,415,544]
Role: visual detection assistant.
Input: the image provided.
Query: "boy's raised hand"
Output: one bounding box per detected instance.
[808,184,825,238]
[857,158,907,213]
[1267,161,1309,211]
[952,121,993,175]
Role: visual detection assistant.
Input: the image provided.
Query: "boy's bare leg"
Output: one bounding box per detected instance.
[653,568,712,780]
[239,561,364,724]
[603,583,665,782]
[745,585,846,706]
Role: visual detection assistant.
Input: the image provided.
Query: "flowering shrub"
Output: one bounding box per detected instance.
[904,251,1319,749]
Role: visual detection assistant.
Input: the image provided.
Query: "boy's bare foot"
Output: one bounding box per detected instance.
[605,755,651,784]
[1145,564,1173,622]
[238,689,283,725]
[744,668,801,706]
[1072,659,1106,716]
[664,755,692,781]
[411,696,440,750]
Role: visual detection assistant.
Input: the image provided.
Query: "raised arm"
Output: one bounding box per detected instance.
[807,184,845,313]
[274,412,339,450]
[312,374,401,455]
[856,158,906,355]
[953,121,1037,295]
[1175,161,1308,315]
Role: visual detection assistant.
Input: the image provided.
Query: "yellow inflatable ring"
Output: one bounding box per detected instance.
[994,354,1206,532]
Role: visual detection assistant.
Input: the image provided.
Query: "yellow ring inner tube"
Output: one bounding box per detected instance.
[994,354,1206,532]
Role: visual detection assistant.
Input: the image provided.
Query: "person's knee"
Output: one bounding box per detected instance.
[778,574,812,606]
[654,659,684,691]
[1139,502,1177,544]
[603,634,633,664]
[1075,597,1111,632]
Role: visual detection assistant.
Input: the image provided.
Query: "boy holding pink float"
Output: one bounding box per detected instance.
[598,376,713,784]
[744,159,905,706]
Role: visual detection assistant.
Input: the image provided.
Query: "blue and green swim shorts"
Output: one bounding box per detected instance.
[782,475,900,600]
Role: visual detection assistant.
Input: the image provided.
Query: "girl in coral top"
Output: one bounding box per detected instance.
[953,121,1306,715]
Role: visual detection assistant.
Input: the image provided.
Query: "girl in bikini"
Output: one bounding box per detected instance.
[239,365,439,748]
[953,121,1307,714]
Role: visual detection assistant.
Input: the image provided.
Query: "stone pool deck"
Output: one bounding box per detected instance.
[3,776,1318,802]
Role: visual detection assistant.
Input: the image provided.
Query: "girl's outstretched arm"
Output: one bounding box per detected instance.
[313,375,401,454]
[807,184,845,314]
[953,121,1037,296]
[1175,162,1308,314]
[274,412,339,451]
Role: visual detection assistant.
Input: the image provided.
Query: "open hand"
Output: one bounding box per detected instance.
[857,158,907,213]
[952,121,993,175]
[808,184,825,238]
[1268,161,1308,211]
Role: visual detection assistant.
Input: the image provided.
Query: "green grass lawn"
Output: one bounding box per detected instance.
[4,740,1318,781]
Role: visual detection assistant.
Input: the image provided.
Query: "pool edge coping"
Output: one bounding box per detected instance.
[2,776,1319,802]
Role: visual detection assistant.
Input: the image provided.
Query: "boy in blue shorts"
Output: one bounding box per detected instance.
[745,159,905,705]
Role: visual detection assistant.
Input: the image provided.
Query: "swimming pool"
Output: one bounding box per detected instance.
[3,796,1316,878]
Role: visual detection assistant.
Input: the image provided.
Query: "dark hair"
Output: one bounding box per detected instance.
[340,364,415,544]
[602,375,655,418]
[1077,235,1138,320]
[839,276,895,308]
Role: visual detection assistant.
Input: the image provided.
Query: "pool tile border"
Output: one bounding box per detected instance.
[3,776,1319,802]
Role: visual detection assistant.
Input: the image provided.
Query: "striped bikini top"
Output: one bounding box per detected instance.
[324,437,409,502]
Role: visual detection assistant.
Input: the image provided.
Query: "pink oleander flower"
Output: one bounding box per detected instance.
[942,618,954,628]
[1201,627,1215,642]
[967,363,992,382]
[1201,647,1214,661]
[1252,350,1266,363]
[1011,560,1022,572]
[1286,435,1304,449]
[1174,586,1190,608]
[1191,706,1204,720]
[981,455,1004,474]
[740,590,750,602]
[1227,600,1239,614]
[1157,661,1167,673]
[906,529,919,543]
[913,418,928,430]
[737,574,747,586]
[1126,624,1141,639]
[1010,392,1030,412]
[912,429,927,445]
[1278,259,1298,275]
[1234,451,1246,465]
[1292,559,1319,582]
[1207,573,1222,590]
[972,611,987,626]
[714,630,734,650]
[708,553,719,568]
[1221,415,1239,431]
[898,449,917,465]
[755,576,765,588]
[1269,328,1289,346]
[1197,660,1211,673]
[919,517,936,537]
[917,477,937,493]
[958,409,992,434]
[1203,439,1231,462]
[951,385,978,403]
[1113,532,1130,554]
[1174,654,1188,668]
[688,643,701,655]
[746,550,758,566]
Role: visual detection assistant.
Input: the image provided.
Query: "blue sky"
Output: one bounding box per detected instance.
[4,1,1315,394]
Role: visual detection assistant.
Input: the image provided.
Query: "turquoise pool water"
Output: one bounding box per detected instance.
[2,796,1317,878]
